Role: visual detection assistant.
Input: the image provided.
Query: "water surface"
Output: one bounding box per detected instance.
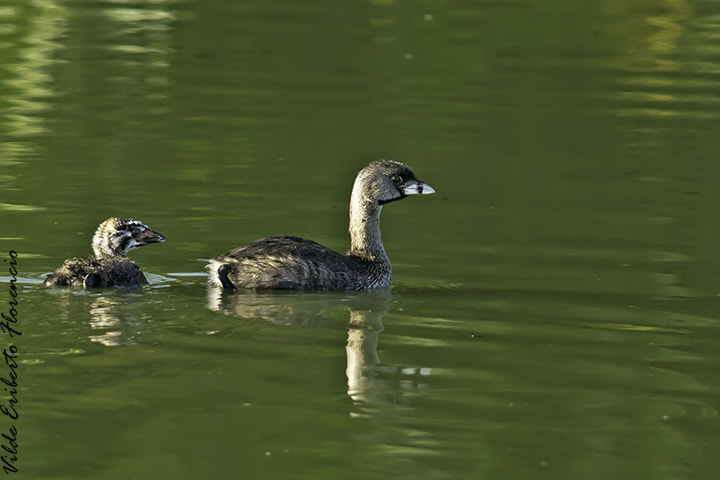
[2,0,720,479]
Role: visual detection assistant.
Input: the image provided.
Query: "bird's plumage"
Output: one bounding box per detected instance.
[207,161,434,290]
[45,217,166,288]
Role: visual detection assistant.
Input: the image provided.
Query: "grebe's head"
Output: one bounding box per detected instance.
[92,217,166,258]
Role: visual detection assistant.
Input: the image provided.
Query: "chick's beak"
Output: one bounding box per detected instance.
[136,229,166,245]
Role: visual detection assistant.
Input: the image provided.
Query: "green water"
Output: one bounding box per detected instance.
[2,0,720,478]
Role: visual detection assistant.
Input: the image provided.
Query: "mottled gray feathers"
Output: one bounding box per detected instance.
[44,256,148,288]
[45,217,165,289]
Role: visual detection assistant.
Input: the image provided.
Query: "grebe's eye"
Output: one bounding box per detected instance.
[390,174,403,185]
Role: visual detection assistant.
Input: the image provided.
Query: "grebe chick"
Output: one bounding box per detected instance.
[207,160,434,290]
[44,217,166,288]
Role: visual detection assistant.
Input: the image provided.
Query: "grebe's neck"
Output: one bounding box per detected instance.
[347,179,388,263]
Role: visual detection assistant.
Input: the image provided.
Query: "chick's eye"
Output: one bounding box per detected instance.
[390,175,403,185]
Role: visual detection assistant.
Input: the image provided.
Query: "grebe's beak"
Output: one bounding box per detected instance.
[402,179,435,195]
[135,228,166,245]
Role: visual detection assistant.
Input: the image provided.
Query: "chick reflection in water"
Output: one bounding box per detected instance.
[87,296,144,346]
[47,290,146,347]
[208,288,411,404]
